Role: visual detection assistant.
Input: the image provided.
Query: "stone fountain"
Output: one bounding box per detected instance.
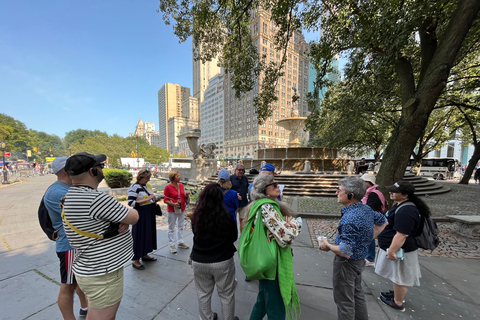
[251,88,344,172]
[276,88,307,148]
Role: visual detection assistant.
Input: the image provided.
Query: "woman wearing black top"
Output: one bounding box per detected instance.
[190,183,239,320]
[375,180,431,312]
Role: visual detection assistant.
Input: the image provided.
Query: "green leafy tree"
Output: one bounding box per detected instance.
[159,0,480,188]
[64,129,109,149]
[29,130,66,161]
[306,68,400,161]
[0,113,32,154]
[435,49,480,183]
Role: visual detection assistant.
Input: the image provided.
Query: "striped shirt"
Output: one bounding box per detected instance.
[63,185,133,277]
[127,182,154,208]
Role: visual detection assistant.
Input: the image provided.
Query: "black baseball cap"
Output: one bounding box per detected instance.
[65,152,107,176]
[386,180,415,195]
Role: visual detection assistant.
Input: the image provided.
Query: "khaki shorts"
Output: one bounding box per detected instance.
[76,268,124,309]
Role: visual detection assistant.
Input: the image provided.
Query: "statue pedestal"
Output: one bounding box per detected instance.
[190,159,217,181]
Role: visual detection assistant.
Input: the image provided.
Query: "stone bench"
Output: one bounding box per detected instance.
[446,215,480,239]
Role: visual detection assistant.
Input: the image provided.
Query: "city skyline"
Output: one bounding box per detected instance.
[0,1,325,141]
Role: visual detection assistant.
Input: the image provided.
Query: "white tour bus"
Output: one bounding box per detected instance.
[405,157,460,180]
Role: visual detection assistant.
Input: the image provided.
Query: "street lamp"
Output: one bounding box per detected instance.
[0,141,10,184]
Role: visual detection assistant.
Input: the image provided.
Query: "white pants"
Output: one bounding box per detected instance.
[168,211,185,247]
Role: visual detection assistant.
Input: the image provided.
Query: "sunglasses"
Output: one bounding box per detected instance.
[236,169,245,172]
[95,163,105,169]
[265,182,279,189]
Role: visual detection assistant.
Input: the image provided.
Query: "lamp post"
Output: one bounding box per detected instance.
[0,141,10,184]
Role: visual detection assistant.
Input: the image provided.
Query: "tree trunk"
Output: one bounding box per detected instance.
[376,0,480,193]
[459,142,480,184]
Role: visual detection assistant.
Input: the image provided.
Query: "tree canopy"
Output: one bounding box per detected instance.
[159,0,480,188]
[0,115,173,165]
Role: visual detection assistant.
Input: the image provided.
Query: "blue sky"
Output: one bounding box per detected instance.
[0,0,193,138]
[0,1,322,139]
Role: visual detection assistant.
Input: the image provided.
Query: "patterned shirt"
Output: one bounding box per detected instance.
[260,203,302,248]
[335,202,387,260]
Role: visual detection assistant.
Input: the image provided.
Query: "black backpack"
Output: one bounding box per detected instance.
[38,188,62,241]
[397,202,440,251]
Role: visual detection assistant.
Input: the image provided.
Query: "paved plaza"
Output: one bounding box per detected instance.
[0,175,479,319]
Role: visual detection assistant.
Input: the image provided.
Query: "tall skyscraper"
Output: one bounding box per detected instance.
[199,72,225,157]
[223,9,310,159]
[192,46,221,104]
[158,83,199,153]
[158,83,191,151]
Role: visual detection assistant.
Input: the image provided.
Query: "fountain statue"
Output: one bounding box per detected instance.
[276,87,308,148]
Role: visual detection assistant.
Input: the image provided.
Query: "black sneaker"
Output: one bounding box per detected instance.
[381,290,394,300]
[381,290,405,303]
[380,295,405,312]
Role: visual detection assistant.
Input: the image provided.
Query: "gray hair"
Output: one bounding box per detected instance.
[249,174,274,201]
[338,177,366,201]
[235,163,245,169]
[239,174,297,231]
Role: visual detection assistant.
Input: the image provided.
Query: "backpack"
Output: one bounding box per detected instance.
[38,194,62,241]
[397,202,440,251]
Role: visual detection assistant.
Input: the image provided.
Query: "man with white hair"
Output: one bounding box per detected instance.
[44,156,89,319]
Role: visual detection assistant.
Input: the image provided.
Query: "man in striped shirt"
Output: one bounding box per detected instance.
[45,156,88,319]
[63,152,139,320]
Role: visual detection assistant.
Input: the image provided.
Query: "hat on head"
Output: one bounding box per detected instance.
[65,152,107,176]
[386,180,415,195]
[261,163,276,174]
[361,173,376,185]
[52,156,68,175]
[218,169,230,182]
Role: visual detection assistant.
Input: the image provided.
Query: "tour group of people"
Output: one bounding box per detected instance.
[44,152,431,320]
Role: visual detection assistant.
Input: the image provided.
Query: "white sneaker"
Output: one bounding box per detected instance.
[365,259,375,267]
[178,242,190,249]
[170,246,177,254]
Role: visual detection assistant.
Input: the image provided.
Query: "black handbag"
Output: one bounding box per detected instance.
[155,204,163,216]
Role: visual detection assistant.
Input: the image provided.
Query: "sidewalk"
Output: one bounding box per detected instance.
[0,175,478,319]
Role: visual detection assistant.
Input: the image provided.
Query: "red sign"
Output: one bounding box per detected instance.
[4,152,11,156]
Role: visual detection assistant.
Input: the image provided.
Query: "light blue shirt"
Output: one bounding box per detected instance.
[44,181,73,252]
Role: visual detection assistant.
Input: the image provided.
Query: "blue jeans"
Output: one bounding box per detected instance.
[365,239,376,262]
[250,278,285,320]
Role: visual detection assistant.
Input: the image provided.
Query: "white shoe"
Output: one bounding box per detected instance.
[178,242,190,249]
[170,246,177,254]
[365,259,375,267]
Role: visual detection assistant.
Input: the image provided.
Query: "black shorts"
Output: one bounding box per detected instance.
[57,249,77,284]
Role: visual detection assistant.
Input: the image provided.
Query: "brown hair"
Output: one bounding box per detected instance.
[217,179,232,190]
[168,170,180,182]
[136,169,152,182]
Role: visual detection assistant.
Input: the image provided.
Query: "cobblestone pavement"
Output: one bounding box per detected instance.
[306,218,480,259]
[421,179,479,217]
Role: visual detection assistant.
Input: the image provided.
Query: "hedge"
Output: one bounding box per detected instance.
[103,169,133,188]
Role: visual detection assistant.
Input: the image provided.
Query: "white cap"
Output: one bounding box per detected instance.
[52,156,68,175]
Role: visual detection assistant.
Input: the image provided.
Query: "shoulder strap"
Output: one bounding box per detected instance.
[60,197,104,239]
[397,201,416,211]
